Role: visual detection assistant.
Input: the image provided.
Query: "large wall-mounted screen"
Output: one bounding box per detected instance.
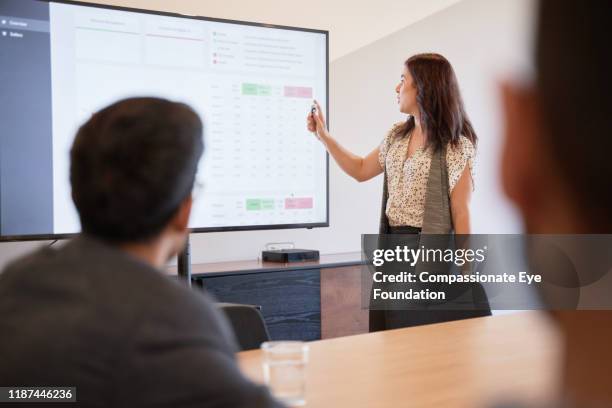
[0,0,329,240]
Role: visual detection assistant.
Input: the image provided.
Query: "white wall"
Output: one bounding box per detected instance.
[0,0,535,268]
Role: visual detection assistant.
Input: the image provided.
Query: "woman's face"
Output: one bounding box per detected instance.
[395,66,417,115]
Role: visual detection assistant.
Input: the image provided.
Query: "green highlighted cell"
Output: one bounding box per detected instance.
[241,83,273,96]
[246,198,275,211]
[261,199,275,210]
[246,199,261,210]
[258,86,272,96]
[242,83,258,95]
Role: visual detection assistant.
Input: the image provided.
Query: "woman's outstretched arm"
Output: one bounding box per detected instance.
[307,100,383,182]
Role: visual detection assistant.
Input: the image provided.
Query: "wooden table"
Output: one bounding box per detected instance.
[238,312,561,407]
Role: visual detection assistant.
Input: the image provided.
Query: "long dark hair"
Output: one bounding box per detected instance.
[397,53,477,152]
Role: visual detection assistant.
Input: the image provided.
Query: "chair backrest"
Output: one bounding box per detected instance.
[217,303,271,351]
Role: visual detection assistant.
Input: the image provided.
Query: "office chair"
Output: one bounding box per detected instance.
[217,303,271,351]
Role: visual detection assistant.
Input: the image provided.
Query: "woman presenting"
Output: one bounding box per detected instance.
[307,53,490,330]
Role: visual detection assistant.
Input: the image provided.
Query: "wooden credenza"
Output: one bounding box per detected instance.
[166,252,368,341]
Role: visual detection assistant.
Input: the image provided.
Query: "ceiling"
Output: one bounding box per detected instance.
[81,0,461,61]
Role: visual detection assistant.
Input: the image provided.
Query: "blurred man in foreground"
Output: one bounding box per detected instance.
[501,1,611,406]
[0,98,283,408]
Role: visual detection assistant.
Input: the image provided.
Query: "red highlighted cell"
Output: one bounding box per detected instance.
[285,197,313,209]
[283,86,313,99]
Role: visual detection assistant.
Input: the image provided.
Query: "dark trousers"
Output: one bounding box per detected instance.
[368,226,491,332]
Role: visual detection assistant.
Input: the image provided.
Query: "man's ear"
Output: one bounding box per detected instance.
[499,80,544,217]
[170,196,193,233]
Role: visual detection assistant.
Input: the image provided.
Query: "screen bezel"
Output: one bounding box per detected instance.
[0,0,329,242]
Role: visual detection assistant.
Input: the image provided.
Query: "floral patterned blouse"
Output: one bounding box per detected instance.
[378,122,475,227]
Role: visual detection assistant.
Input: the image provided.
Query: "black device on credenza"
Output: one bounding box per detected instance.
[262,248,320,263]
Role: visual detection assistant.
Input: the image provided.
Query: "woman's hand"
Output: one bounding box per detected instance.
[306,100,329,143]
[305,99,383,182]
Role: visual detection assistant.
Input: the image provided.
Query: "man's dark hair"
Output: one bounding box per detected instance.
[70,97,204,242]
[537,0,612,231]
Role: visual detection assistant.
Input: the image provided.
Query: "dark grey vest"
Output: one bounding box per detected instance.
[379,137,453,234]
